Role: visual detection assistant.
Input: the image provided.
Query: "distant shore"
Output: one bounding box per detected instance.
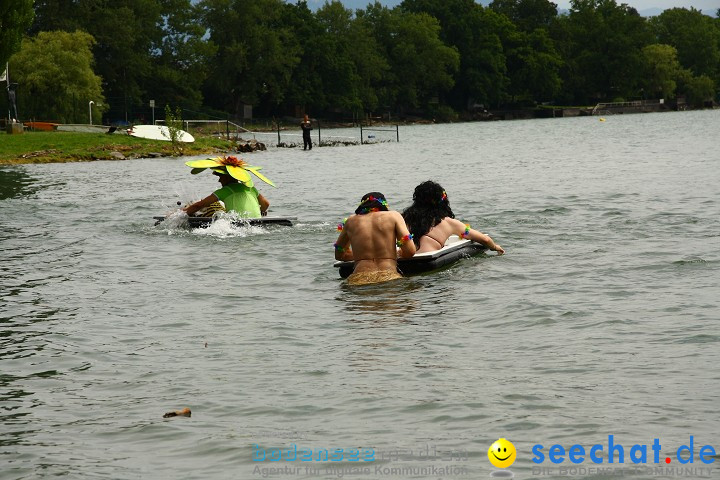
[1,104,715,165]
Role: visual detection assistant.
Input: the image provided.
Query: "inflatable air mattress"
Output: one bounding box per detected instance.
[153,216,296,227]
[334,236,487,278]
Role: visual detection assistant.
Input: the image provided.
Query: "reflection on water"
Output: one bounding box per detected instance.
[337,279,423,320]
[0,167,40,200]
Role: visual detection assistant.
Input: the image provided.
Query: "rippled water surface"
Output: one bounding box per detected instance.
[2,110,719,480]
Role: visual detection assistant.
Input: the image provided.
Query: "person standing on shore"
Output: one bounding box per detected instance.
[7,83,19,122]
[300,114,313,150]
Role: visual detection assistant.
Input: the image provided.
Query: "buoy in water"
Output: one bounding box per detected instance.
[599,117,606,122]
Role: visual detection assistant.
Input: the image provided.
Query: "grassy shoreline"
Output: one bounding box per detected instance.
[0,131,236,165]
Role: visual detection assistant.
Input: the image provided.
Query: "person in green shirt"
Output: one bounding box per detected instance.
[184,172,269,217]
[182,155,274,217]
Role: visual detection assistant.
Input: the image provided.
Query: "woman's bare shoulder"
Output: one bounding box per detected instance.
[443,217,464,227]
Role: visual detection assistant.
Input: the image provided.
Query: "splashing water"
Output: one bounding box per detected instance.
[193,212,268,238]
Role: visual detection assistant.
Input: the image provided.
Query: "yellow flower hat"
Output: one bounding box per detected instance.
[185,155,275,188]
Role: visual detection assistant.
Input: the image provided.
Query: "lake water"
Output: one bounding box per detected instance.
[1,110,719,480]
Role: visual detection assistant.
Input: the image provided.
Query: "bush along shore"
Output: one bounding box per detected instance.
[0,131,249,165]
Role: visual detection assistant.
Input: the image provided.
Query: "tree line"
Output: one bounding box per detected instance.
[2,0,719,124]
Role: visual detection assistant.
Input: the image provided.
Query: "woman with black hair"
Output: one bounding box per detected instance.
[402,181,504,255]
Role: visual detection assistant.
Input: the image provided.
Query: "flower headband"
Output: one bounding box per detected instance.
[355,195,388,215]
[355,194,389,215]
[359,195,388,208]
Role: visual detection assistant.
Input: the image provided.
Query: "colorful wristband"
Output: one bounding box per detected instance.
[397,233,414,247]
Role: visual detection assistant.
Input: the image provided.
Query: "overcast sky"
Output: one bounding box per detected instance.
[303,0,718,15]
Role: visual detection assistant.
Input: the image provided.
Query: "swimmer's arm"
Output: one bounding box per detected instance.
[184,194,218,216]
[394,212,416,258]
[451,219,505,255]
[258,194,270,217]
[334,229,353,261]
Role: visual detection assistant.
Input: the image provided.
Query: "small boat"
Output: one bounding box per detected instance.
[25,121,59,131]
[153,215,296,227]
[334,235,487,278]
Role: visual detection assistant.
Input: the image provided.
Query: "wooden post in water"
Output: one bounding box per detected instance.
[360,125,363,145]
[396,125,399,142]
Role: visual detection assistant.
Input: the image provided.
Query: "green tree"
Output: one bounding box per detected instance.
[164,104,184,151]
[31,1,156,120]
[313,1,365,112]
[677,71,715,107]
[345,10,390,114]
[649,8,720,77]
[280,2,326,112]
[363,3,460,113]
[641,44,681,99]
[490,0,558,32]
[199,0,301,117]
[504,27,563,103]
[0,1,34,68]
[31,0,211,122]
[401,0,508,108]
[649,8,720,85]
[488,0,563,104]
[357,2,400,111]
[144,0,216,110]
[551,0,652,104]
[29,0,77,34]
[299,1,392,116]
[9,30,105,123]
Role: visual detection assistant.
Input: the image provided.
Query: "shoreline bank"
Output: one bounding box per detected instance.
[0,131,237,165]
[2,105,715,165]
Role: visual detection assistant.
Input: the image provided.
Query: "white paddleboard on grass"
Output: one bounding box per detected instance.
[128,124,195,143]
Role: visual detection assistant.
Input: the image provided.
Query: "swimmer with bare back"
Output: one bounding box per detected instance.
[334,192,416,285]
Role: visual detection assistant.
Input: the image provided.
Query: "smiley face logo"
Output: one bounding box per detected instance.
[488,438,516,468]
